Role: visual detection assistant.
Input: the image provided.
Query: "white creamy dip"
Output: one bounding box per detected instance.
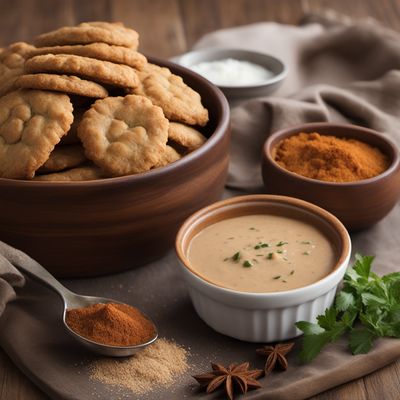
[187,214,335,293]
[190,58,273,86]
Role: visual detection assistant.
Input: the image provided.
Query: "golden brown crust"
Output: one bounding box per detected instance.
[25,54,139,89]
[133,63,209,126]
[34,22,139,49]
[153,145,182,168]
[168,122,207,152]
[33,165,104,181]
[26,43,147,69]
[0,42,36,96]
[60,107,86,145]
[37,144,87,173]
[0,89,73,179]
[15,73,109,98]
[78,94,169,176]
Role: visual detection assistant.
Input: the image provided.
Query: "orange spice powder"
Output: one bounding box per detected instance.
[274,132,390,182]
[66,303,155,347]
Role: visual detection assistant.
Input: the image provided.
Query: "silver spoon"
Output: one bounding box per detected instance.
[1,241,158,357]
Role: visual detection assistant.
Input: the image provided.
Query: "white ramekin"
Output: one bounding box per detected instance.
[175,195,351,342]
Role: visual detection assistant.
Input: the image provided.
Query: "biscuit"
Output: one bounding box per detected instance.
[37,144,87,173]
[168,122,207,152]
[0,42,35,96]
[34,21,139,49]
[60,107,86,145]
[132,63,209,126]
[16,74,108,98]
[25,54,139,89]
[27,43,147,69]
[78,94,168,176]
[0,90,73,179]
[153,145,181,168]
[33,165,104,181]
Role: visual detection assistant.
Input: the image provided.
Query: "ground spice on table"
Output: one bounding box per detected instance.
[65,302,155,346]
[274,132,389,182]
[90,338,189,395]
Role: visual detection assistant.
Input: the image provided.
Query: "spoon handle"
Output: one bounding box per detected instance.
[0,241,74,302]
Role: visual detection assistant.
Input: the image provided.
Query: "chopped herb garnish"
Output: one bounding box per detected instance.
[254,242,269,249]
[277,250,283,254]
[276,241,288,247]
[256,254,264,257]
[267,253,273,260]
[273,275,281,280]
[232,251,241,262]
[243,260,253,268]
[303,251,310,255]
[283,257,288,261]
[301,241,311,245]
[223,257,229,262]
[290,270,295,275]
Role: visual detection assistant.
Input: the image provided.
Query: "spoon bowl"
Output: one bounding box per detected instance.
[0,241,158,357]
[62,293,158,357]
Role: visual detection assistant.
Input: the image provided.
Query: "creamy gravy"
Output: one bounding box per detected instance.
[187,214,335,293]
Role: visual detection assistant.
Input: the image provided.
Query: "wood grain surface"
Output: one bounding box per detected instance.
[1,0,399,399]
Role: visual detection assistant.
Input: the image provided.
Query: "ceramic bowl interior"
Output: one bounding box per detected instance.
[262,123,400,231]
[176,48,287,99]
[178,196,347,289]
[175,195,351,342]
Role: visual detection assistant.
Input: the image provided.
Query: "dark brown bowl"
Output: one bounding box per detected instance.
[0,57,230,278]
[262,123,400,231]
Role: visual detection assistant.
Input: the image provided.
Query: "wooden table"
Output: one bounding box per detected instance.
[0,0,399,399]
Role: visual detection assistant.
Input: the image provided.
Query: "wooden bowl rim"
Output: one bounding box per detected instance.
[263,122,400,187]
[0,56,230,188]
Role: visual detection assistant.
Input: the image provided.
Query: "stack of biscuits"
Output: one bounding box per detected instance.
[0,21,209,181]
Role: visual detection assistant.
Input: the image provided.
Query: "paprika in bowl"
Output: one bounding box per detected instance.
[262,123,400,230]
[175,195,351,343]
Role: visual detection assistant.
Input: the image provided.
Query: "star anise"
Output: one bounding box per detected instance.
[193,362,263,400]
[256,342,295,374]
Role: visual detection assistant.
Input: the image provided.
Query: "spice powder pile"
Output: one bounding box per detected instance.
[275,132,389,182]
[90,338,189,395]
[65,303,155,346]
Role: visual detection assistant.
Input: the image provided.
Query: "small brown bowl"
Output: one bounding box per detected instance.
[0,57,230,278]
[262,123,400,231]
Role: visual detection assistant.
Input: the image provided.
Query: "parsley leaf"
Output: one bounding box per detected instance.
[296,254,400,362]
[349,328,376,354]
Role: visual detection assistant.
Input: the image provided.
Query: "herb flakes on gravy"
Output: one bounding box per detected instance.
[187,214,335,293]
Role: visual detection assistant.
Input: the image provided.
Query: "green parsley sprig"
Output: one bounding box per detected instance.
[296,254,400,363]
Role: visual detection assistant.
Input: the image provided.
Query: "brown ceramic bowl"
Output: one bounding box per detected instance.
[0,57,230,278]
[262,123,400,231]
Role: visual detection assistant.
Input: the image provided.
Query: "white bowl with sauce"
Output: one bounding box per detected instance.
[174,48,287,100]
[175,195,351,342]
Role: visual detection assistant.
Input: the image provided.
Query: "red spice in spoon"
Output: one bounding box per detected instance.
[65,303,156,347]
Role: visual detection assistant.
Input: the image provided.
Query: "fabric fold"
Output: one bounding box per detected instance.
[0,249,25,316]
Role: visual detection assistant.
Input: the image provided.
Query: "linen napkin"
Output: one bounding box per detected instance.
[0,244,25,316]
[194,14,400,190]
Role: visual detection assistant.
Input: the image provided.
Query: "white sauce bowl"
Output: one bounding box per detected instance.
[174,48,287,101]
[175,195,351,342]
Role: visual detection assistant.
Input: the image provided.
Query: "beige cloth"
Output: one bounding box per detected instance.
[1,15,400,400]
[195,15,400,190]
[0,250,24,316]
